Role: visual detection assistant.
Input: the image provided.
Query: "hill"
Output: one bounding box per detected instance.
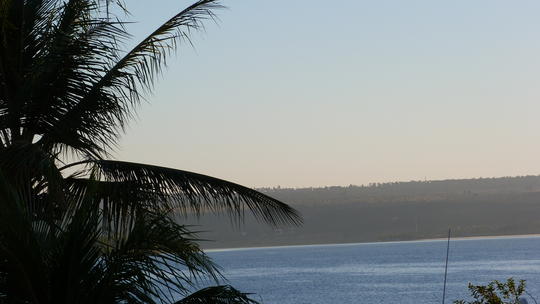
[185,175,540,249]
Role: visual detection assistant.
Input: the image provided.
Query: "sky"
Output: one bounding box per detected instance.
[116,0,540,188]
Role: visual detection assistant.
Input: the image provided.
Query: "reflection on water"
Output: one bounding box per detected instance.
[208,237,540,304]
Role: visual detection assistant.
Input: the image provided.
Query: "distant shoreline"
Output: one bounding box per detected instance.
[204,233,540,253]
[199,175,540,251]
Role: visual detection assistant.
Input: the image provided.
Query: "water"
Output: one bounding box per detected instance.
[207,236,540,304]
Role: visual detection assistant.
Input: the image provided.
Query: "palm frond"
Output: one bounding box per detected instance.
[175,286,260,304]
[0,169,52,303]
[38,0,223,159]
[0,142,67,214]
[99,210,221,303]
[22,0,129,158]
[49,191,103,304]
[69,160,302,226]
[0,170,222,304]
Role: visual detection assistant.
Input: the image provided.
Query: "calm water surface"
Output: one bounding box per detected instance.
[207,236,540,304]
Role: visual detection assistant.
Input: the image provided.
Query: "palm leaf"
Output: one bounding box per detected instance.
[22,0,129,157]
[0,170,222,304]
[37,0,223,159]
[0,169,56,303]
[98,210,221,303]
[67,160,302,226]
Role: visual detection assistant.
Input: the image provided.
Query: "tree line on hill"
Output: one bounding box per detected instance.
[191,175,540,249]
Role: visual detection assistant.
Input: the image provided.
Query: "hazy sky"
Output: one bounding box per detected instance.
[117,0,540,188]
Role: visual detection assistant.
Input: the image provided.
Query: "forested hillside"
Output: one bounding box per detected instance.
[187,176,540,249]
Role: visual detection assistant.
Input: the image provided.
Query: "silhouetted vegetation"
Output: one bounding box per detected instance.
[0,0,300,303]
[454,278,527,304]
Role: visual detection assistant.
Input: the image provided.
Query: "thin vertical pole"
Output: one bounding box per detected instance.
[442,228,451,304]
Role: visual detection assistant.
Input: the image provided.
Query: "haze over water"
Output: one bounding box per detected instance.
[208,236,540,304]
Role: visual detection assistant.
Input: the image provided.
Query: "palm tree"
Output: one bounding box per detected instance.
[0,0,301,303]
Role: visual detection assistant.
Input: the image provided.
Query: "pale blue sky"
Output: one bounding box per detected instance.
[117,0,540,187]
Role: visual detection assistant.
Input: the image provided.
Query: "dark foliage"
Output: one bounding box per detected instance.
[0,0,300,303]
[454,278,527,304]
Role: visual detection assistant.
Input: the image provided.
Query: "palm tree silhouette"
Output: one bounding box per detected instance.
[0,0,301,303]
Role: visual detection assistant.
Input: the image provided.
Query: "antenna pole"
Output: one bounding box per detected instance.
[442,228,451,304]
